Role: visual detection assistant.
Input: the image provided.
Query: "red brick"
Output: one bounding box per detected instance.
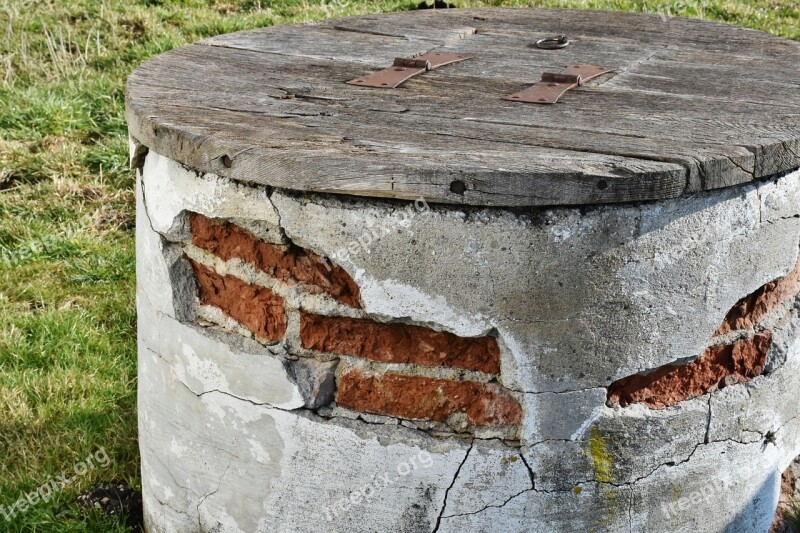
[190,213,361,308]
[337,369,522,426]
[189,259,286,341]
[300,313,500,374]
[716,256,800,335]
[608,332,772,409]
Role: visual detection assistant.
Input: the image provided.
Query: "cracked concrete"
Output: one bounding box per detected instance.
[270,172,800,394]
[432,442,473,532]
[136,146,800,531]
[140,344,470,533]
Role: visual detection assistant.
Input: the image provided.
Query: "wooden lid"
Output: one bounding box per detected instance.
[126,8,800,207]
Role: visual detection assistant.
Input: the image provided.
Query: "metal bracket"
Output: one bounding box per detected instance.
[505,64,615,104]
[347,52,473,89]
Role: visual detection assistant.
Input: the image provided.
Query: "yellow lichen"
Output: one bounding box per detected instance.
[588,426,614,484]
[584,426,624,531]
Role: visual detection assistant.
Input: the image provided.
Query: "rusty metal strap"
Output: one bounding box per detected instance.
[505,64,615,104]
[347,52,473,89]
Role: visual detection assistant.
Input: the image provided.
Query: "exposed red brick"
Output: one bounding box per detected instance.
[189,259,286,341]
[189,213,361,308]
[337,369,522,426]
[300,313,500,374]
[608,332,772,409]
[716,256,800,336]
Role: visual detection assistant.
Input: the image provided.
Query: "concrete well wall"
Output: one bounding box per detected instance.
[135,143,800,533]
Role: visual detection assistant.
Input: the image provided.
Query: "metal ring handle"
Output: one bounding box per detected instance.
[535,35,570,50]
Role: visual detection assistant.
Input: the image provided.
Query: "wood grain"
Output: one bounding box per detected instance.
[126,8,800,206]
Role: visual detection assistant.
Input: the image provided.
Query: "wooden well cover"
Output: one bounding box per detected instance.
[126,8,800,207]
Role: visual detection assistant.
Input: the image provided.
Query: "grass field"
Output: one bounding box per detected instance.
[0,0,798,531]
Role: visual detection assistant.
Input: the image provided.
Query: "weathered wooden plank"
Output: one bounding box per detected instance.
[604,59,800,101]
[127,77,755,191]
[131,43,800,135]
[126,98,688,206]
[323,8,799,54]
[648,46,800,70]
[201,25,436,65]
[128,42,800,190]
[126,8,800,207]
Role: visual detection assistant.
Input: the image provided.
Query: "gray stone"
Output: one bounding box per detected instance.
[283,357,339,410]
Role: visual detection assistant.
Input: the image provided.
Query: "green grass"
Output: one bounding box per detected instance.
[0,0,797,531]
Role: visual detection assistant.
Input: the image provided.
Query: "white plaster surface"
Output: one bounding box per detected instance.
[140,150,280,241]
[136,173,180,318]
[138,300,304,410]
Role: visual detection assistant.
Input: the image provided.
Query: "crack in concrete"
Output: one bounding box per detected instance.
[151,491,192,520]
[130,138,149,171]
[602,437,757,489]
[139,171,162,239]
[265,187,292,247]
[149,446,194,494]
[196,460,231,532]
[195,387,303,416]
[519,453,536,488]
[144,346,299,413]
[144,443,205,524]
[440,487,533,521]
[523,436,760,494]
[741,428,765,440]
[439,449,538,521]
[757,180,764,224]
[507,385,608,396]
[149,348,519,447]
[775,413,800,438]
[431,442,472,533]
